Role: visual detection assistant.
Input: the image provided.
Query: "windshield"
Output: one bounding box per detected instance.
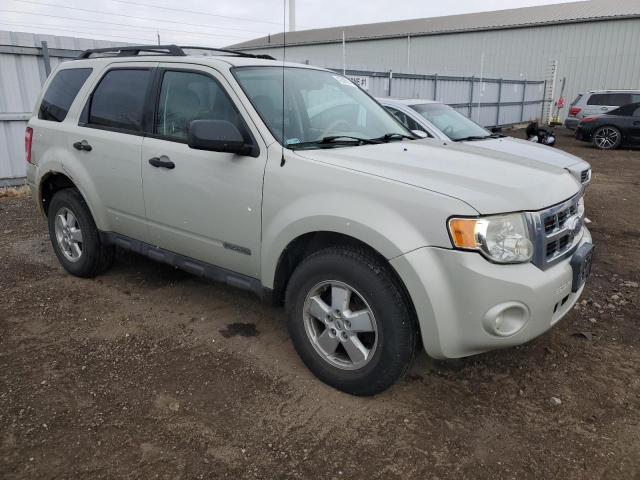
[410,103,491,141]
[233,66,411,148]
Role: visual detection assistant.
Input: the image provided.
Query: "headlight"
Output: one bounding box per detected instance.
[448,213,534,264]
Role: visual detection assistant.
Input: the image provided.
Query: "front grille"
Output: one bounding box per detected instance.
[580,169,590,184]
[529,193,584,270]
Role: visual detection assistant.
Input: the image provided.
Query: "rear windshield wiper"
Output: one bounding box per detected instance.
[287,135,382,150]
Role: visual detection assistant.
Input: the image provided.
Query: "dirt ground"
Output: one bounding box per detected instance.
[1,128,639,479]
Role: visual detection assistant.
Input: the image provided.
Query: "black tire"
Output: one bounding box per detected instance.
[592,125,622,150]
[47,188,114,278]
[285,246,416,396]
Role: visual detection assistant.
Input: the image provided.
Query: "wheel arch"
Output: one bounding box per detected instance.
[267,230,422,348]
[37,168,106,230]
[592,124,625,148]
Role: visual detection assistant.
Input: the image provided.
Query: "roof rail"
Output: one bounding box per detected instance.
[179,46,275,60]
[77,45,186,59]
[77,44,275,60]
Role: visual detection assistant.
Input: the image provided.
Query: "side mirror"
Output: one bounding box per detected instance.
[411,129,428,138]
[187,119,253,156]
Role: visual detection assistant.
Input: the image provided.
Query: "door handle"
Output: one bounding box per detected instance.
[73,140,92,152]
[148,156,175,169]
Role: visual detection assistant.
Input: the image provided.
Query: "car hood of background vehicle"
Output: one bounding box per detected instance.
[463,137,587,169]
[293,140,581,215]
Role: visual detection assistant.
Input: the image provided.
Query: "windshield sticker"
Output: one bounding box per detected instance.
[286,138,301,145]
[333,75,356,87]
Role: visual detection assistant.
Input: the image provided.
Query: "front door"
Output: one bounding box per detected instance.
[141,64,267,278]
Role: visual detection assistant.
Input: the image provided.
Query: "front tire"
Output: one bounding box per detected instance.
[47,188,114,278]
[592,126,622,150]
[285,247,416,396]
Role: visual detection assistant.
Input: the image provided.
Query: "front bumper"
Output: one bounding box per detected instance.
[391,227,592,359]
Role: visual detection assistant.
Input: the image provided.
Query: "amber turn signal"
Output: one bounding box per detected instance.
[448,218,478,249]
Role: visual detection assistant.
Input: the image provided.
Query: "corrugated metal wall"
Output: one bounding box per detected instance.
[0,30,125,185]
[247,17,640,120]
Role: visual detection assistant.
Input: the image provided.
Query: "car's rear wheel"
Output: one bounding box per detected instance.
[592,126,622,150]
[285,246,416,396]
[48,188,114,277]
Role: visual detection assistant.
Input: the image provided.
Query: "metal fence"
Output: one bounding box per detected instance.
[0,31,125,186]
[337,68,547,129]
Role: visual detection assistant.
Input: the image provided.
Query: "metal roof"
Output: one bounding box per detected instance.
[230,0,640,50]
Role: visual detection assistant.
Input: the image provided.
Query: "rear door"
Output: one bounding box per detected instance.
[140,63,267,278]
[76,63,156,241]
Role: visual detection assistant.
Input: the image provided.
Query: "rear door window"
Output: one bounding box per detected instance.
[87,69,151,132]
[608,93,632,106]
[38,68,92,122]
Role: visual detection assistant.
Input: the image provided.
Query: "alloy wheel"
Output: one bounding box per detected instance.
[594,127,620,149]
[54,207,84,262]
[303,280,378,370]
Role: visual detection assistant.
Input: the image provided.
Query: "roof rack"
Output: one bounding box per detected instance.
[77,44,275,60]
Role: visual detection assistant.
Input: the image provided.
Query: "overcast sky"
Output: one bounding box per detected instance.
[0,0,583,47]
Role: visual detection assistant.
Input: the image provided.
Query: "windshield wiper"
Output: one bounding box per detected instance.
[372,132,416,142]
[287,135,382,150]
[452,135,492,142]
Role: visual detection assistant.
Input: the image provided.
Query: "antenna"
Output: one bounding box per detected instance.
[281,0,287,166]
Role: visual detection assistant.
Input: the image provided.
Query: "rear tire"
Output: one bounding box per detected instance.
[47,188,114,278]
[592,126,622,150]
[285,246,416,396]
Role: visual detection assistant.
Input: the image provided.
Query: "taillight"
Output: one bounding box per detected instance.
[25,127,33,164]
[568,107,581,117]
[580,116,598,123]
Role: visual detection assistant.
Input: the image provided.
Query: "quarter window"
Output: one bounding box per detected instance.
[587,93,632,106]
[386,107,422,132]
[88,69,151,131]
[38,68,92,122]
[155,70,243,141]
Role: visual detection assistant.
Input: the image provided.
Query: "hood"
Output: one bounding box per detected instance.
[293,139,581,215]
[464,137,589,170]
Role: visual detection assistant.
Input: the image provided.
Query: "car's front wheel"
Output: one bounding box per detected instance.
[47,188,114,277]
[285,246,416,395]
[592,126,622,150]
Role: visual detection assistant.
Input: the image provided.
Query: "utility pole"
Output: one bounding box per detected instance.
[289,0,296,32]
[157,31,160,45]
[342,31,346,75]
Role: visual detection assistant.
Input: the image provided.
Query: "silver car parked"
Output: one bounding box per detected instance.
[378,97,592,188]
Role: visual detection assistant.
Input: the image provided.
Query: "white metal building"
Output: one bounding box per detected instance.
[232,0,640,120]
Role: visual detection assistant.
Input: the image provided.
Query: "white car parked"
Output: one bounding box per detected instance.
[378,98,592,188]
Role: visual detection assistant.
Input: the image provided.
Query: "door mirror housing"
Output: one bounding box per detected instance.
[187,120,254,156]
[411,129,428,138]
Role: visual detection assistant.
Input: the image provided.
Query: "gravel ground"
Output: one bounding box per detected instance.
[1,128,639,479]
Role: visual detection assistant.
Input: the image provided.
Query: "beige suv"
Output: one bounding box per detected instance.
[26,45,593,395]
